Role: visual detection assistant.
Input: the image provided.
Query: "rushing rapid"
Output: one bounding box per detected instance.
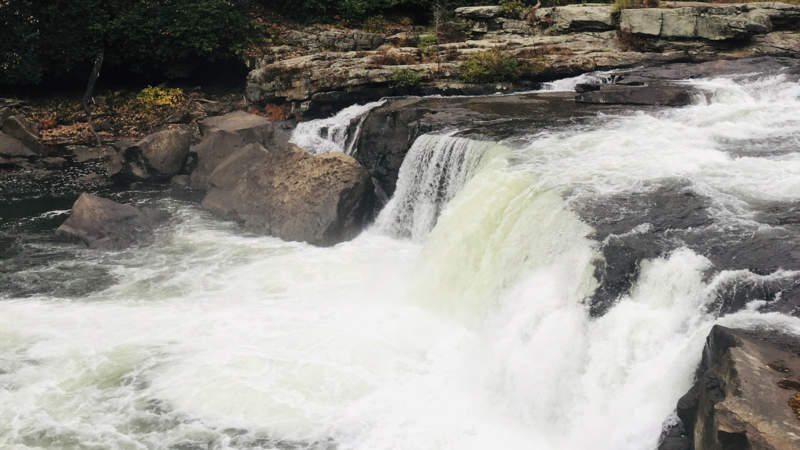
[2,69,800,450]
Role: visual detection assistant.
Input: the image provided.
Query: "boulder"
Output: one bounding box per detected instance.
[0,132,37,157]
[676,325,800,449]
[534,5,615,33]
[1,115,41,153]
[0,115,41,156]
[201,143,376,246]
[189,111,276,190]
[56,193,161,250]
[116,125,194,181]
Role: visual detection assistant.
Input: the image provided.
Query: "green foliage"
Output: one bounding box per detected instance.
[500,0,526,17]
[391,69,423,88]
[458,49,522,83]
[0,0,255,85]
[418,33,439,58]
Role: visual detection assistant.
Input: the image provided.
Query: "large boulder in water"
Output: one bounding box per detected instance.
[115,125,195,181]
[675,325,800,449]
[189,111,290,190]
[56,193,161,250]
[201,143,376,246]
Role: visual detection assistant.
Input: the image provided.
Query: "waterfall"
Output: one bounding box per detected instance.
[2,69,800,450]
[375,133,502,241]
[289,100,386,155]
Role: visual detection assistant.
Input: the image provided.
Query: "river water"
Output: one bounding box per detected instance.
[2,69,800,449]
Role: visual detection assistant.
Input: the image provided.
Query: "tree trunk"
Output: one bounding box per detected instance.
[82,50,104,147]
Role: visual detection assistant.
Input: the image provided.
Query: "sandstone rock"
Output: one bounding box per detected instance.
[284,28,384,53]
[534,5,615,33]
[202,143,376,246]
[189,111,276,190]
[620,6,773,41]
[56,193,161,250]
[676,325,800,449]
[116,125,194,181]
[455,6,504,20]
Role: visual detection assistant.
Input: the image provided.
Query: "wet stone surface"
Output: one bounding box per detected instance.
[574,180,800,317]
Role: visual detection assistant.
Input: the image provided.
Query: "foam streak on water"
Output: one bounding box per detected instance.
[2,71,800,449]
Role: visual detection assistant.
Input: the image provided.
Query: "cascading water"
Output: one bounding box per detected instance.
[2,70,800,450]
[375,133,502,241]
[289,100,386,155]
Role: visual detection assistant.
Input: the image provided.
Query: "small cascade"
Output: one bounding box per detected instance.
[375,134,503,241]
[542,70,619,92]
[289,100,386,155]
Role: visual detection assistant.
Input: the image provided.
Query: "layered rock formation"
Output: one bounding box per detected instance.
[246,2,800,115]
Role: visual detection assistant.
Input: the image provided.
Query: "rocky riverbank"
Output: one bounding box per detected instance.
[246,2,800,116]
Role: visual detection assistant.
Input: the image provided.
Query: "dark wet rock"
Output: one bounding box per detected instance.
[115,125,195,182]
[657,419,690,450]
[576,82,694,106]
[56,193,161,250]
[676,325,800,449]
[711,274,800,317]
[579,183,713,315]
[202,143,376,246]
[189,111,288,190]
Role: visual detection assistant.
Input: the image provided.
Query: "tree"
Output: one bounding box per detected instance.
[0,0,255,86]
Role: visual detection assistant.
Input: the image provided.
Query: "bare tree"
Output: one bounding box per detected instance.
[82,50,104,147]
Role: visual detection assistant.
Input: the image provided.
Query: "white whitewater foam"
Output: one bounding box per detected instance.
[290,100,386,155]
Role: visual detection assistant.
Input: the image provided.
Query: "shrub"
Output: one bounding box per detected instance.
[500,0,526,17]
[458,49,522,83]
[391,69,423,88]
[371,48,418,66]
[418,33,439,58]
[136,85,185,109]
